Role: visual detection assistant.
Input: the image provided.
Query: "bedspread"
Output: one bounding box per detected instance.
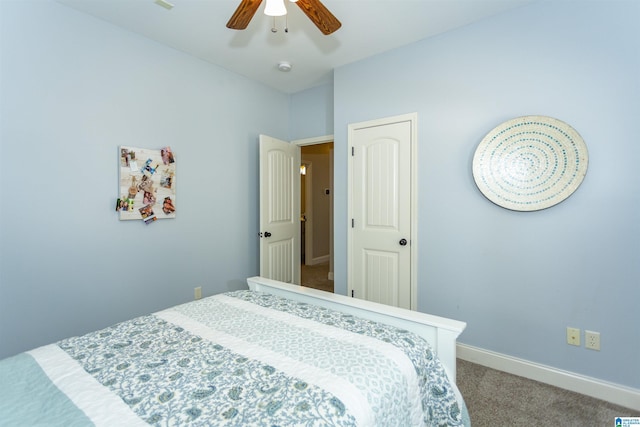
[0,290,468,426]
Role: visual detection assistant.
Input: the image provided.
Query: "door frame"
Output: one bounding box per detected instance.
[347,113,418,310]
[293,135,334,281]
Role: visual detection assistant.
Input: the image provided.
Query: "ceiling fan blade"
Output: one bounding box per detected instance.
[294,0,342,35]
[226,0,263,30]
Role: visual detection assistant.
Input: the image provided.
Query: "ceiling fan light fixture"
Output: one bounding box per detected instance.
[227,0,341,35]
[264,0,287,17]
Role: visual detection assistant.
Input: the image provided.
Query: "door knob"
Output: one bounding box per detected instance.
[399,238,407,246]
[264,231,272,238]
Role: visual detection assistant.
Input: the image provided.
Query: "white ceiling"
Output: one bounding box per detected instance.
[56,0,534,94]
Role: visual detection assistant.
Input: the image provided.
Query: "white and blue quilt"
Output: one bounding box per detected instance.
[0,290,469,426]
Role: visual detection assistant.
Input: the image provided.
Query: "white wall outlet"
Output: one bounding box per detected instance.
[585,330,600,351]
[567,327,581,346]
[194,286,202,300]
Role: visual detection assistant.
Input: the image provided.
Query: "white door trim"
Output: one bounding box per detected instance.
[293,135,334,147]
[347,113,418,310]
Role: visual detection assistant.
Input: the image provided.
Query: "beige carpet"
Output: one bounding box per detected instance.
[457,359,637,426]
[300,262,333,293]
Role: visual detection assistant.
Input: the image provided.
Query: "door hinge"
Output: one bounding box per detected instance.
[351,146,354,156]
[351,290,354,297]
[351,218,354,228]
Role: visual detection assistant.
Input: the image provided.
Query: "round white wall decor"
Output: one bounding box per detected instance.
[472,115,588,211]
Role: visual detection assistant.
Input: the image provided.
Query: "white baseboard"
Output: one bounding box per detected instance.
[306,255,329,266]
[457,343,640,411]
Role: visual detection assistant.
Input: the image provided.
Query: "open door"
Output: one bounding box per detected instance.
[259,135,300,284]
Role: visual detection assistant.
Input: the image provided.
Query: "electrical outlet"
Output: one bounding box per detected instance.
[585,330,600,351]
[194,286,202,300]
[567,327,581,346]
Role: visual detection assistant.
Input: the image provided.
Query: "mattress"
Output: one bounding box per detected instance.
[0,290,469,426]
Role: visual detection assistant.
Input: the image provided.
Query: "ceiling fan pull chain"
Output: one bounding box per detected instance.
[285,14,289,33]
[271,16,277,33]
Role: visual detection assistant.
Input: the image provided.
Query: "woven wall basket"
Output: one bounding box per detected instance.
[472,115,588,211]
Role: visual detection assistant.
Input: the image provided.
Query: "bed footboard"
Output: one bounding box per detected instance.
[246,276,466,382]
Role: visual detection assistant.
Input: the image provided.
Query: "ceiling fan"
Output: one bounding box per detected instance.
[226,0,342,35]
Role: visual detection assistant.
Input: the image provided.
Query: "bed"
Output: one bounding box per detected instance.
[0,276,469,426]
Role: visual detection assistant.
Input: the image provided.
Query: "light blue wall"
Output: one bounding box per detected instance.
[0,0,289,359]
[333,1,639,388]
[289,82,334,140]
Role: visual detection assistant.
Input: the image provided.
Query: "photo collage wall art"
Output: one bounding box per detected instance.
[117,146,176,224]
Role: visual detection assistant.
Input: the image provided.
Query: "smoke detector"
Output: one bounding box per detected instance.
[277,62,292,72]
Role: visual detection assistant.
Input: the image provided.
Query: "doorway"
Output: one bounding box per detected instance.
[297,138,334,292]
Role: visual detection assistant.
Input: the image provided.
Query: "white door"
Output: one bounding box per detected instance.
[348,114,417,309]
[259,135,300,284]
